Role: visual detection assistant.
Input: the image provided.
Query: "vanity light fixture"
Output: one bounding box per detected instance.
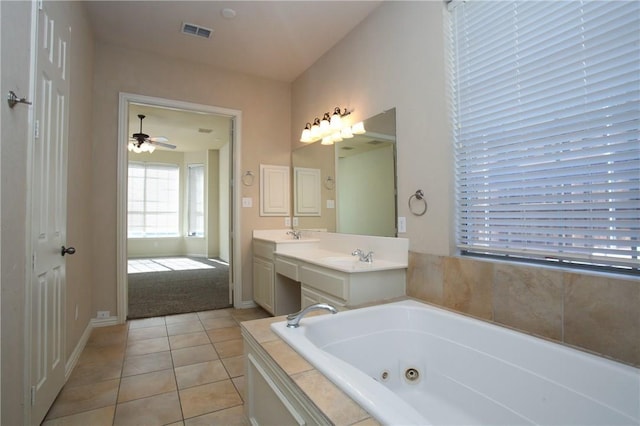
[300,107,363,145]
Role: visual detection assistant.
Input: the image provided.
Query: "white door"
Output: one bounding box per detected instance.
[29,0,71,423]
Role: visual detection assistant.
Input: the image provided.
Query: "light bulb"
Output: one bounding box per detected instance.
[148,144,156,153]
[341,126,353,139]
[352,121,366,134]
[311,118,321,140]
[128,142,135,151]
[321,135,334,145]
[300,123,313,142]
[330,108,342,130]
[331,132,343,143]
[319,113,331,135]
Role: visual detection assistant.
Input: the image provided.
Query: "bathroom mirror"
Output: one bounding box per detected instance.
[292,108,397,237]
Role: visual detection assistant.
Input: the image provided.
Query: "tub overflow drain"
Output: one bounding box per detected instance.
[405,368,419,382]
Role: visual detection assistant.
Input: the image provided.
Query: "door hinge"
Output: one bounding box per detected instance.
[31,385,36,406]
[34,119,40,139]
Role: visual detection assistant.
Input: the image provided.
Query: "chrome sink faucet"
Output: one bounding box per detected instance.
[352,248,374,263]
[286,229,302,240]
[286,303,338,328]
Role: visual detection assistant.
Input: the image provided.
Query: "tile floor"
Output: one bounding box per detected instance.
[42,307,271,425]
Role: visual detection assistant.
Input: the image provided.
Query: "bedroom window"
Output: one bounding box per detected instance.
[448,0,639,272]
[187,164,205,237]
[128,162,180,238]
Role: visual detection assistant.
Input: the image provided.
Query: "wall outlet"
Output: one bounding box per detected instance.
[284,217,291,227]
[97,310,110,319]
[292,217,299,226]
[242,197,253,208]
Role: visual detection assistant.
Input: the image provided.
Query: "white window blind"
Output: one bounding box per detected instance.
[128,162,180,238]
[449,0,640,270]
[187,164,205,237]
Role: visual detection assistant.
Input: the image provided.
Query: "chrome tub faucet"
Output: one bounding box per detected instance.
[286,303,338,328]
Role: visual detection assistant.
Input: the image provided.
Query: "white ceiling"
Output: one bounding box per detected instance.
[128,104,232,152]
[91,1,382,153]
[85,1,382,83]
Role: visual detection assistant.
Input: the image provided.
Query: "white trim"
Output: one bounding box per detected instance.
[64,321,93,380]
[117,93,243,324]
[90,316,120,328]
[235,299,258,310]
[23,1,39,423]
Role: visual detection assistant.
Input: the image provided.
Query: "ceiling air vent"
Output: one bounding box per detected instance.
[181,22,213,39]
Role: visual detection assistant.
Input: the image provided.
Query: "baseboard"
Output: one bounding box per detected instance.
[65,321,93,380]
[91,316,120,328]
[235,299,257,309]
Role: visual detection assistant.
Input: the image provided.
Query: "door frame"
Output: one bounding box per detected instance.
[116,93,242,322]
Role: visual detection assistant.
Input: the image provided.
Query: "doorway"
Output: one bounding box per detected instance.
[117,93,243,322]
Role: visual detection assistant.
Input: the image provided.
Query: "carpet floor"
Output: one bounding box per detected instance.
[127,257,231,319]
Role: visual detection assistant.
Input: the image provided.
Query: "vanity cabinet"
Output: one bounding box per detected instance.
[253,239,301,316]
[274,254,406,310]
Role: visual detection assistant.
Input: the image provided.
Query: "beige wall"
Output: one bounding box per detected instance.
[1,2,95,423]
[91,41,292,313]
[206,149,220,257]
[292,1,452,255]
[292,1,639,366]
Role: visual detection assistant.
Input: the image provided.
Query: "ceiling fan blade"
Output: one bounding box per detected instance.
[150,140,177,149]
[149,136,169,143]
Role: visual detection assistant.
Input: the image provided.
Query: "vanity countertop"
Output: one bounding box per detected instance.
[274,250,407,273]
[253,229,408,273]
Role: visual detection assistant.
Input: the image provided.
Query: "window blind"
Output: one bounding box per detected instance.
[128,162,180,238]
[449,0,640,270]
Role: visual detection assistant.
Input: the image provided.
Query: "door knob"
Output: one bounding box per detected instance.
[61,246,76,256]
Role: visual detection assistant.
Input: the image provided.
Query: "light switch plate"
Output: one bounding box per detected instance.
[327,199,335,209]
[284,217,291,227]
[398,216,407,233]
[292,217,299,226]
[242,197,253,208]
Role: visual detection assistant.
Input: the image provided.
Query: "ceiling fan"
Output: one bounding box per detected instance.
[129,114,176,153]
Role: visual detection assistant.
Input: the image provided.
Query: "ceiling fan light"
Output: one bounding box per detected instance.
[132,144,142,154]
[148,144,156,153]
[128,142,135,151]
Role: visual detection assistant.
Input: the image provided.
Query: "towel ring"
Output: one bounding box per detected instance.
[242,171,255,186]
[408,189,428,216]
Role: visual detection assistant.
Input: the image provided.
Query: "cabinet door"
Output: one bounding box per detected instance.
[301,286,343,310]
[260,164,290,216]
[253,257,274,314]
[247,353,305,426]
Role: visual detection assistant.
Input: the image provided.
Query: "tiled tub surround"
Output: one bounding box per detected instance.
[271,300,640,425]
[408,252,640,367]
[242,313,379,426]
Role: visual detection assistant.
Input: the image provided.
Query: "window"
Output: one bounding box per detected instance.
[448,0,639,271]
[128,162,180,238]
[187,164,205,237]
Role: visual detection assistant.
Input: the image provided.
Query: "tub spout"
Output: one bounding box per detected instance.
[286,303,338,328]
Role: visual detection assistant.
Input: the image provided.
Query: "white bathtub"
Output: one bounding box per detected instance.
[271,300,639,426]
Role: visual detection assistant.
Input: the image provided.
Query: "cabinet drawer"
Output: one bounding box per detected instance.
[275,257,299,281]
[300,265,346,300]
[253,240,275,260]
